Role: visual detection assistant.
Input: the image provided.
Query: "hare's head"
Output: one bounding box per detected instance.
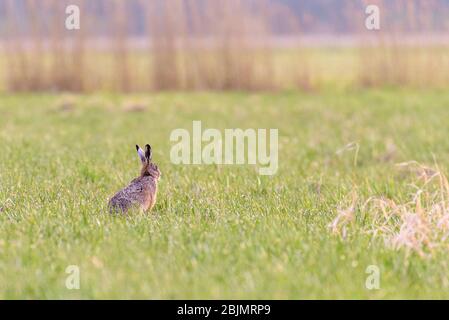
[136,144,161,180]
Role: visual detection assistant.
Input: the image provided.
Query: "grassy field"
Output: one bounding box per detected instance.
[1,89,449,299]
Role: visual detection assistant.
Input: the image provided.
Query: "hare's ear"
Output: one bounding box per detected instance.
[145,144,152,161]
[136,145,146,163]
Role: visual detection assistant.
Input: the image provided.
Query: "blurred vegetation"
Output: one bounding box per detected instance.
[0,0,448,92]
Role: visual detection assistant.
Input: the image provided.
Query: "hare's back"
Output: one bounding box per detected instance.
[108,193,134,213]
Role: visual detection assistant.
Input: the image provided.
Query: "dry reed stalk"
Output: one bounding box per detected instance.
[4,0,29,91]
[25,0,45,90]
[69,0,87,92]
[48,0,68,90]
[112,0,131,92]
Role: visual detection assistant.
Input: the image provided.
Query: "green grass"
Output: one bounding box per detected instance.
[1,89,449,299]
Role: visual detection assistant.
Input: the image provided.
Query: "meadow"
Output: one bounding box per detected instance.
[1,89,449,299]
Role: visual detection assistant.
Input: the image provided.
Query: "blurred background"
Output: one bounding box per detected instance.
[0,0,448,93]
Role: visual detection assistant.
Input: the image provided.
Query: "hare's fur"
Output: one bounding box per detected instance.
[108,145,161,214]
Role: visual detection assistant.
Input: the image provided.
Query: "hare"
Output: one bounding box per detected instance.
[108,144,161,214]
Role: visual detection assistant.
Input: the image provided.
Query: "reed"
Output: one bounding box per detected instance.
[357,0,449,88]
[0,0,448,92]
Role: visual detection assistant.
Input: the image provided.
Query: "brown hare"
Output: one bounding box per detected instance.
[108,144,161,214]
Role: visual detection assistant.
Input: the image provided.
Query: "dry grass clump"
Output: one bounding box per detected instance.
[330,161,449,257]
[329,191,358,239]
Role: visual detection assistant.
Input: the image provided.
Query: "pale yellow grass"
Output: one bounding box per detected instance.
[330,161,449,258]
